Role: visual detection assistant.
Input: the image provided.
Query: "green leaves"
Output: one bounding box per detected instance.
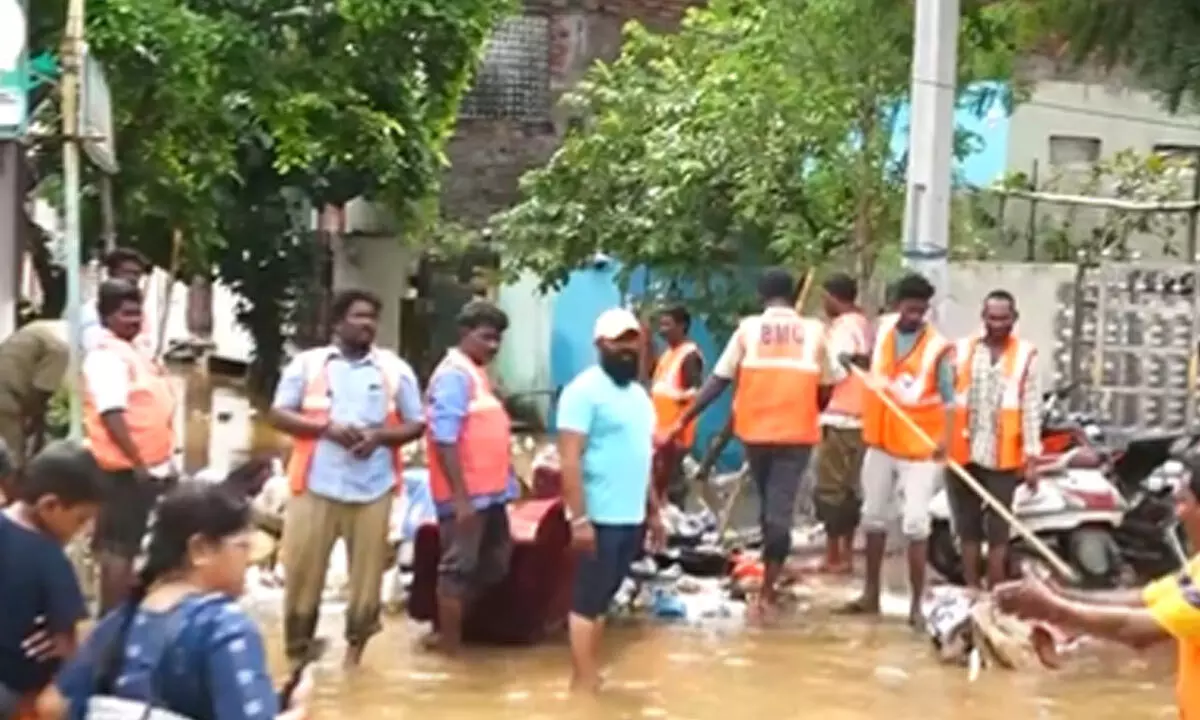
[494,0,1037,317]
[1045,0,1200,113]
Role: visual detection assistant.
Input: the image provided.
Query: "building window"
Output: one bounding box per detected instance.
[459,16,551,121]
[1154,144,1200,163]
[1048,135,1102,167]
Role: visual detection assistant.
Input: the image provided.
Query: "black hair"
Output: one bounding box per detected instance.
[96,279,143,320]
[660,304,691,332]
[456,299,509,333]
[330,288,382,323]
[984,288,1017,310]
[757,267,797,303]
[15,441,104,506]
[822,273,858,304]
[102,248,148,275]
[98,482,251,692]
[221,456,274,498]
[894,272,936,302]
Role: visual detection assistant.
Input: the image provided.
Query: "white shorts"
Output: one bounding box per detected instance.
[859,447,943,540]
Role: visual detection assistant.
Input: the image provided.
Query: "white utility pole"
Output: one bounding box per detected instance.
[901,0,960,323]
[61,0,85,439]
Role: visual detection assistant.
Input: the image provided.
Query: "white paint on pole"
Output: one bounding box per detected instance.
[62,0,85,439]
[901,0,959,324]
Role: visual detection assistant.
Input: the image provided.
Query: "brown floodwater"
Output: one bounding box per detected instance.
[173,367,1178,720]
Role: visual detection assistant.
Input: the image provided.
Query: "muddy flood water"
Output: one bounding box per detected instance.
[174,368,1178,720]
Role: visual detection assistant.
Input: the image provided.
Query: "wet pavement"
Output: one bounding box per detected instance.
[175,367,1178,720]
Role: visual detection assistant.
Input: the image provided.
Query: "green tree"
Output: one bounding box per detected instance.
[29,0,515,393]
[1044,0,1200,112]
[494,0,1038,320]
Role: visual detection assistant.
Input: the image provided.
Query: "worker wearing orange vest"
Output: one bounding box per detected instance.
[269,289,424,667]
[81,279,178,615]
[814,273,870,575]
[840,272,955,628]
[949,289,1042,590]
[651,304,704,507]
[666,267,834,615]
[422,300,515,655]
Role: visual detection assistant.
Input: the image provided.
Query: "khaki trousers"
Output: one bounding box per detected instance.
[282,491,393,659]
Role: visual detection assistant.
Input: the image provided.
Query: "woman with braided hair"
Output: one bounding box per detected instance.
[40,483,312,720]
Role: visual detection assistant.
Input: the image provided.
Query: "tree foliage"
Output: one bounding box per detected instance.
[1044,0,1200,113]
[29,0,515,391]
[494,0,1039,319]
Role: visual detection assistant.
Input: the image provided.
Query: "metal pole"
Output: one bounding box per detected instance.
[61,0,85,439]
[900,0,959,323]
[0,142,19,339]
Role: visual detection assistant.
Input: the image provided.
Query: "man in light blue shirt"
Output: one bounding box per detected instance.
[269,288,424,667]
[557,307,663,693]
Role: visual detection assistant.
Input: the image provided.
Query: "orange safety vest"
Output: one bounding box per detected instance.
[861,315,950,460]
[651,341,702,447]
[824,311,870,419]
[949,335,1037,470]
[284,348,406,496]
[425,348,512,505]
[731,308,826,445]
[82,334,176,471]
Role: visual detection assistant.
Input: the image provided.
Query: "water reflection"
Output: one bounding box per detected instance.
[171,367,1176,720]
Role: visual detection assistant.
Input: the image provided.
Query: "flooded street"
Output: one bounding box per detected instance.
[175,367,1177,720]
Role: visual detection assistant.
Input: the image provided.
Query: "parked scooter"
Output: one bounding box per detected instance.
[928,446,1127,588]
[928,384,1123,588]
[929,419,1197,587]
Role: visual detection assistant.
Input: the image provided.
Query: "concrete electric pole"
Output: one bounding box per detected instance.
[61,0,85,439]
[0,0,27,341]
[901,0,960,323]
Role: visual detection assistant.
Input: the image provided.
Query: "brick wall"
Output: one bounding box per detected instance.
[441,0,701,224]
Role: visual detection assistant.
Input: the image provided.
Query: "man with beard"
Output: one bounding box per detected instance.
[270,289,424,667]
[81,280,177,614]
[558,308,663,692]
[666,267,834,617]
[948,289,1042,589]
[422,300,516,655]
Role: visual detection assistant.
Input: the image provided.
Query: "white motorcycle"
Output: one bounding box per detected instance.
[927,448,1128,588]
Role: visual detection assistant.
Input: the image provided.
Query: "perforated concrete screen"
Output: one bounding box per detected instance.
[1053,262,1200,431]
[460,16,551,121]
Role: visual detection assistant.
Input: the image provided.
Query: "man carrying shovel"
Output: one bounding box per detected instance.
[664,267,834,617]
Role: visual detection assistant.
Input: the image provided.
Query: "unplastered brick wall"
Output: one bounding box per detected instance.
[441,0,703,225]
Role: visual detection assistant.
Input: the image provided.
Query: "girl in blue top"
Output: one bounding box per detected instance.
[43,483,310,720]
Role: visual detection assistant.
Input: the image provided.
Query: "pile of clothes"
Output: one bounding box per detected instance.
[922,586,1080,675]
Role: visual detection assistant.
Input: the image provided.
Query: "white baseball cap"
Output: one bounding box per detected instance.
[593,307,642,341]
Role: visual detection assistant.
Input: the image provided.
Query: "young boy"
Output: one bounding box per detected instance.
[0,441,103,719]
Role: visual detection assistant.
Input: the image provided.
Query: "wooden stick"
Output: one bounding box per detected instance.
[848,364,1078,581]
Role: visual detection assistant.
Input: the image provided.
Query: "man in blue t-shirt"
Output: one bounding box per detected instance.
[556,307,663,693]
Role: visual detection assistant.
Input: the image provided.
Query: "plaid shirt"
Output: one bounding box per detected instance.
[964,341,1043,467]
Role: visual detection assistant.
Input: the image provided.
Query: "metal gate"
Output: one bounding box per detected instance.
[1067,261,1200,431]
